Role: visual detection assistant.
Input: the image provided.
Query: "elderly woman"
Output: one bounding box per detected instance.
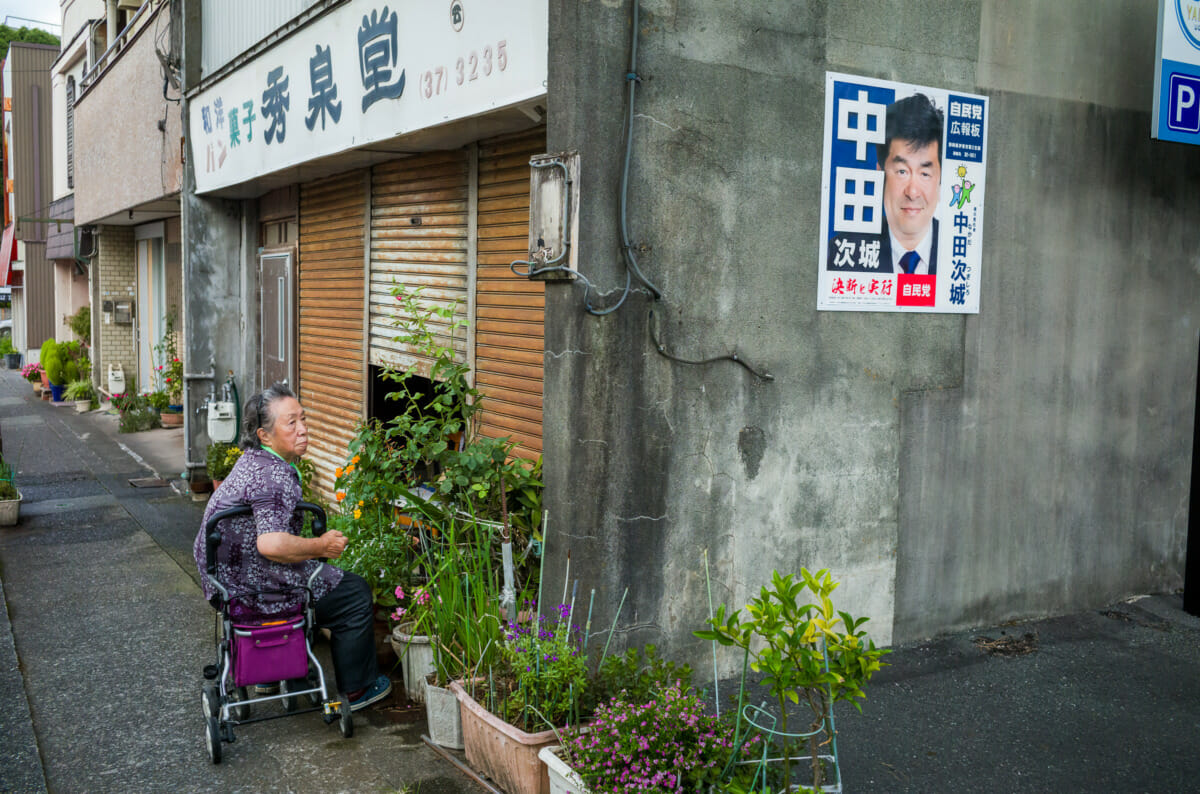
[193,383,391,711]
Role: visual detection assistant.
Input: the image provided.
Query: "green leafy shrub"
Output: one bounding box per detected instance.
[112,393,161,433]
[63,360,79,383]
[119,406,161,433]
[69,306,90,345]
[63,380,94,401]
[40,340,64,385]
[696,569,889,791]
[205,442,243,480]
[591,643,693,711]
[153,308,183,403]
[147,391,170,412]
[0,335,15,356]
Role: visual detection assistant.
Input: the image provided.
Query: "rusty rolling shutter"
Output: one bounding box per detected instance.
[298,170,366,500]
[475,128,546,459]
[370,151,470,373]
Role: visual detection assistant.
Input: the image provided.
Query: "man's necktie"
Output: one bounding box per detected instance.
[900,251,920,274]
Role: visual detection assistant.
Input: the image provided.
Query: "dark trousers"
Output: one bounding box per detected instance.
[313,571,378,694]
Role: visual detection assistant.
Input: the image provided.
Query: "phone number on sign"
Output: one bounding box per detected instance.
[420,41,509,98]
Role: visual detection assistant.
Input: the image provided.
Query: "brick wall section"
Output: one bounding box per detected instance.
[95,226,137,395]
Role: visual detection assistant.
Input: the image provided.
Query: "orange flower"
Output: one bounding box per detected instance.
[351,455,360,464]
[346,464,355,474]
[335,466,344,478]
[335,491,345,502]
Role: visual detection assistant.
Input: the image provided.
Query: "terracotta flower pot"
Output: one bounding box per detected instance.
[451,680,560,794]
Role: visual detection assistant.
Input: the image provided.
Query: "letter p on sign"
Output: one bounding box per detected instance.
[1169,73,1200,133]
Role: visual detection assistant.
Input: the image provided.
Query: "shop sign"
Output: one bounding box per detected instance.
[191,0,547,193]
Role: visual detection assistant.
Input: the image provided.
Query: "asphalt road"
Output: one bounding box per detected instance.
[3,367,1198,793]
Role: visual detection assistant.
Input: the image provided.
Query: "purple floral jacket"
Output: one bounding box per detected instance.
[193,448,343,615]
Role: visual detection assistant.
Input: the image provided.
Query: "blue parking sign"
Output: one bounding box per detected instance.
[1155,58,1200,143]
[1168,72,1200,132]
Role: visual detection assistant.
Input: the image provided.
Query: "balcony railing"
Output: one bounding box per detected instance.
[79,1,156,94]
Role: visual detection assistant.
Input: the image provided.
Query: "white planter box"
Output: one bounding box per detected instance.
[0,491,21,526]
[539,745,590,794]
[425,677,464,749]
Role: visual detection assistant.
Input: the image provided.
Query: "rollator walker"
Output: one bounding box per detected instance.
[199,502,352,763]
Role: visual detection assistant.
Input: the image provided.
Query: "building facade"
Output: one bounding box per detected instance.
[173,0,1199,669]
[2,43,58,356]
[179,0,548,495]
[73,0,183,397]
[542,0,1200,658]
[47,0,105,347]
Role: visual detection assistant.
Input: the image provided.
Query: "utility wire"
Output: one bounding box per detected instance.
[649,309,774,381]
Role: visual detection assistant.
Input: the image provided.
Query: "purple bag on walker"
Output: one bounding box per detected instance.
[232,615,308,687]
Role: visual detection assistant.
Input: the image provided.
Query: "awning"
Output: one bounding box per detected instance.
[0,224,15,287]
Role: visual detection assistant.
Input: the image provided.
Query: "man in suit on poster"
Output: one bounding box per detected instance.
[828,93,944,276]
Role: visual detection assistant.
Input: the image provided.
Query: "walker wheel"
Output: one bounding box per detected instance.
[201,684,220,719]
[232,686,250,721]
[205,715,223,764]
[282,680,298,713]
[339,698,354,738]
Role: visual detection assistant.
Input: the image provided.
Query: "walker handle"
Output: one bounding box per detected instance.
[203,502,326,575]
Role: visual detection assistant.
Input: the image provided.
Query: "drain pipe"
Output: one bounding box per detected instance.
[183,356,216,473]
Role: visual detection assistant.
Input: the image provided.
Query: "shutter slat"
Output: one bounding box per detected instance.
[298,170,367,502]
[474,129,545,456]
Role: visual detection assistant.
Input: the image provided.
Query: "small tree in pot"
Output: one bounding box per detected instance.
[696,569,889,792]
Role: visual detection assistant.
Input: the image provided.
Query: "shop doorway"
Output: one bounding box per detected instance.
[135,224,165,394]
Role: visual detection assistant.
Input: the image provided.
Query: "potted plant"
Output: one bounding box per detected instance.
[112,393,161,433]
[0,335,19,369]
[452,602,587,794]
[695,569,890,792]
[0,457,20,526]
[68,305,90,346]
[21,362,43,393]
[41,339,66,401]
[153,308,184,411]
[398,508,511,746]
[205,442,242,489]
[148,390,181,427]
[549,683,756,794]
[63,380,95,413]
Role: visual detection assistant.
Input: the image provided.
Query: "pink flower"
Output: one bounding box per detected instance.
[394,585,405,600]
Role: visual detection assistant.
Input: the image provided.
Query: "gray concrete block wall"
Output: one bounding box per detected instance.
[95,226,137,394]
[544,0,1200,665]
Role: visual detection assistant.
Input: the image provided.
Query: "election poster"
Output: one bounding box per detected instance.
[818,72,988,313]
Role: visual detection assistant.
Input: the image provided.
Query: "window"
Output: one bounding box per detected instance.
[66,76,75,189]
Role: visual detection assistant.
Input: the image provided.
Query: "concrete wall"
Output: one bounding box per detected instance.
[543,0,1200,666]
[74,1,183,225]
[180,175,257,472]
